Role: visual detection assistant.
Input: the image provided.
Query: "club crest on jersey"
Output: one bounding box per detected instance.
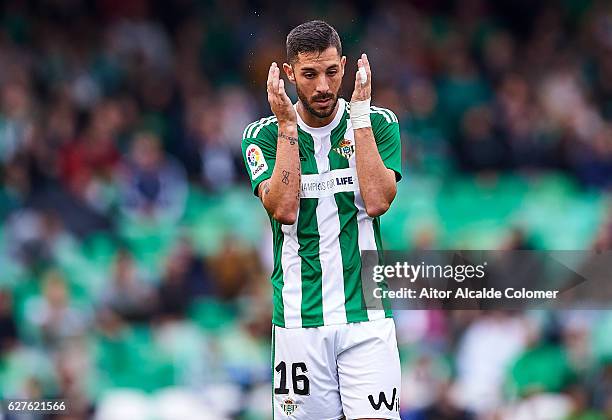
[246,144,268,180]
[280,398,299,416]
[333,138,355,159]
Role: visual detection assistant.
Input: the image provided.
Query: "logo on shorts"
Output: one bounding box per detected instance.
[333,138,355,159]
[280,398,299,416]
[368,387,399,412]
[246,144,268,180]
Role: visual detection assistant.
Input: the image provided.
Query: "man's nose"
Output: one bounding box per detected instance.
[315,74,330,93]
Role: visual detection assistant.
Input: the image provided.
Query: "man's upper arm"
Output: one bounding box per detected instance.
[241,117,278,195]
[371,106,402,182]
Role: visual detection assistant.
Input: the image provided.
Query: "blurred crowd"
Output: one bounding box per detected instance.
[0,0,612,419]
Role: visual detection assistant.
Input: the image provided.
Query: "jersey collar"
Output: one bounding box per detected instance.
[295,98,346,135]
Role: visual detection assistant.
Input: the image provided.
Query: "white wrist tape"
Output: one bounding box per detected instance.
[350,99,371,129]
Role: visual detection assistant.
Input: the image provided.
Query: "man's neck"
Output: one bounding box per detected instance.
[296,99,340,128]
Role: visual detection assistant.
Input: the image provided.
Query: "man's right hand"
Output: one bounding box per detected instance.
[267,62,297,125]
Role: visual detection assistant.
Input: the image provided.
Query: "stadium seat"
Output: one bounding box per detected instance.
[94,389,151,420]
[153,387,227,420]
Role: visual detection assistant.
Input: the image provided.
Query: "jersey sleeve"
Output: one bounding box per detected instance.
[371,107,402,181]
[241,118,278,195]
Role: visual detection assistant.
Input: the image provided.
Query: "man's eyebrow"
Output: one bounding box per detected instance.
[300,64,339,72]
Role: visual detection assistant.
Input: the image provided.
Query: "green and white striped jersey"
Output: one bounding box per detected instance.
[242,98,402,328]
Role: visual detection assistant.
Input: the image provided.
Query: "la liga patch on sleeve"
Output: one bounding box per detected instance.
[246,144,268,180]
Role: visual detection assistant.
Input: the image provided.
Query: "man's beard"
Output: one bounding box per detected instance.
[296,83,338,119]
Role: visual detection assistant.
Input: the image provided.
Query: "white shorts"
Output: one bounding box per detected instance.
[272,318,401,420]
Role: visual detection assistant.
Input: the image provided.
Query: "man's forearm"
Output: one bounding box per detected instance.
[354,127,396,217]
[260,123,301,224]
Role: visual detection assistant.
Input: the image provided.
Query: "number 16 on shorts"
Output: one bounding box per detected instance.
[275,361,310,396]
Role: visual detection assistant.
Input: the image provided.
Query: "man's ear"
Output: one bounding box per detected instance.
[341,56,346,77]
[283,63,295,84]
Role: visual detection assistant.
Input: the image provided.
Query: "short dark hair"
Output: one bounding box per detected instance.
[286,20,342,63]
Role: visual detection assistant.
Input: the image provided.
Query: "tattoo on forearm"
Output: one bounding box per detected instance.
[279,132,298,145]
[259,181,271,200]
[282,170,290,185]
